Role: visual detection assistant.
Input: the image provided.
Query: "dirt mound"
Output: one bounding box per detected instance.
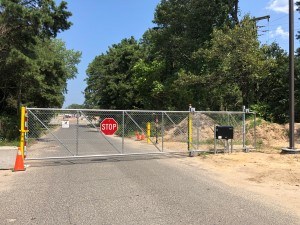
[247,120,300,148]
[164,113,216,141]
[287,123,300,138]
[257,122,287,146]
[164,111,299,149]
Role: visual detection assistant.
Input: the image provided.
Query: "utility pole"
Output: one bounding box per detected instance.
[282,0,300,153]
[252,15,270,36]
[252,15,270,22]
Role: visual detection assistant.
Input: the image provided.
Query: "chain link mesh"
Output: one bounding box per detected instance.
[27,109,256,159]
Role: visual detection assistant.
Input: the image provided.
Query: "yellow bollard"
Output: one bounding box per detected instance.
[147,122,151,144]
[19,106,26,159]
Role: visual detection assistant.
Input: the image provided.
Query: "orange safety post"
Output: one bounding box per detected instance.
[19,106,28,159]
[24,108,28,158]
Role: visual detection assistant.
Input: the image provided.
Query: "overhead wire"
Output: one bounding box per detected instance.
[256,12,300,47]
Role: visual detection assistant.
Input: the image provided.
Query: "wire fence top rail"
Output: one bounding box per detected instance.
[27,108,253,115]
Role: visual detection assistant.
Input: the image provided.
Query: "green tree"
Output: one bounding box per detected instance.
[27,38,81,108]
[294,0,300,121]
[0,0,73,112]
[129,0,241,110]
[296,0,300,41]
[0,38,81,110]
[150,0,239,73]
[0,0,71,48]
[66,104,85,109]
[252,43,289,123]
[196,16,270,110]
[0,0,80,140]
[84,37,142,109]
[295,56,300,122]
[131,59,171,109]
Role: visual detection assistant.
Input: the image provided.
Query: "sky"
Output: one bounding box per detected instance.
[57,0,300,108]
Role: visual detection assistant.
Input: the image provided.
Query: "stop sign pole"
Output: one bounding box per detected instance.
[100,118,118,135]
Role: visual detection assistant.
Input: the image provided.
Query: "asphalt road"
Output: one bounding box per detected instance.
[0,155,299,225]
[8,115,298,224]
[27,117,160,159]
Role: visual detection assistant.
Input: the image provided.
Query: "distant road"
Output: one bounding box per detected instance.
[0,155,299,225]
[27,117,159,160]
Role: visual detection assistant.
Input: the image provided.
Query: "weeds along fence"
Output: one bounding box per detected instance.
[26,108,256,158]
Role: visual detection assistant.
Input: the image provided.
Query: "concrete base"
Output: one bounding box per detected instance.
[189,151,196,157]
[281,147,300,154]
[0,146,18,170]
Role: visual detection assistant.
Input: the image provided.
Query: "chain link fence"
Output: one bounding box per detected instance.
[26,108,256,159]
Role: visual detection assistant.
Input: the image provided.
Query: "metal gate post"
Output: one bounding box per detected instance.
[227,112,229,124]
[155,114,158,144]
[161,112,164,152]
[122,111,124,154]
[242,106,246,151]
[197,126,199,150]
[188,112,192,151]
[254,112,257,149]
[214,125,217,154]
[76,110,79,156]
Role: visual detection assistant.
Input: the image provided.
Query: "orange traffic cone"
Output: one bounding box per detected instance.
[135,131,141,141]
[13,148,25,172]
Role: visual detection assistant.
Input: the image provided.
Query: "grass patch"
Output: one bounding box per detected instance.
[0,139,19,146]
[198,151,210,158]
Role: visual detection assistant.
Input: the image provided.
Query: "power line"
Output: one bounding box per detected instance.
[270,14,288,23]
[252,15,271,43]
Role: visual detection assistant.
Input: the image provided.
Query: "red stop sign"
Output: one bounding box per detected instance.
[100,118,118,135]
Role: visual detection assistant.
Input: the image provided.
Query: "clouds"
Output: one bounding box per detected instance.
[266,0,289,14]
[266,1,291,41]
[270,26,289,39]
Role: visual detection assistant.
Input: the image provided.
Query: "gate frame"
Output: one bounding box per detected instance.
[25,107,256,160]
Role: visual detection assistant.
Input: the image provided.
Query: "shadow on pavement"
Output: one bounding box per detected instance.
[25,153,189,168]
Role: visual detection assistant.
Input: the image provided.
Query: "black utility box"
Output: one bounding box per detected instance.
[216,126,233,140]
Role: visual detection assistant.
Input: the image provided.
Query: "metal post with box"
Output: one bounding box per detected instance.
[214,125,234,153]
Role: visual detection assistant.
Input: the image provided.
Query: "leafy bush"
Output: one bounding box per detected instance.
[0,114,19,141]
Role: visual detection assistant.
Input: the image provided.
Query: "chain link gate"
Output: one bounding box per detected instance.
[187,111,256,153]
[26,108,256,160]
